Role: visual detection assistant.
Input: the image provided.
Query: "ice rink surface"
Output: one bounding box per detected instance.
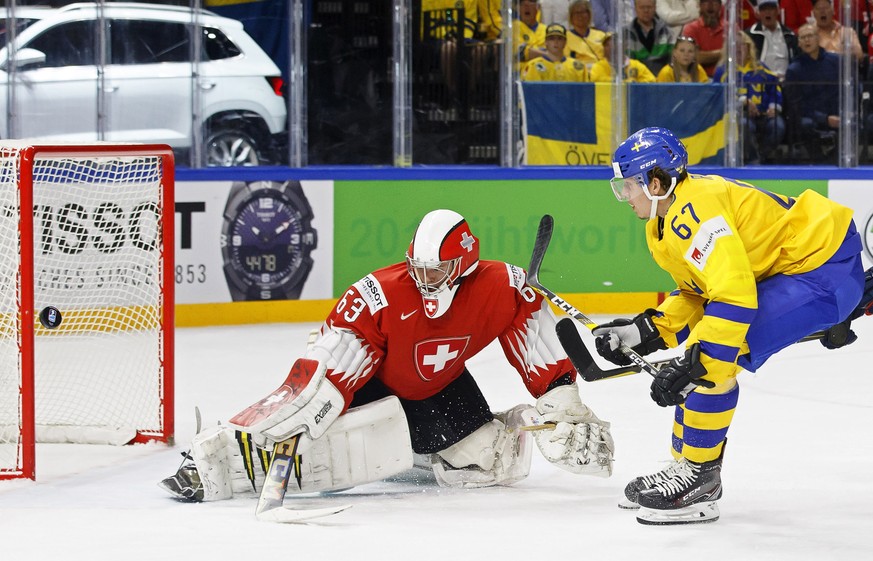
[2,317,871,560]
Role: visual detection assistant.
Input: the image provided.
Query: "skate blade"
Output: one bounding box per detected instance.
[636,501,720,525]
[617,497,639,510]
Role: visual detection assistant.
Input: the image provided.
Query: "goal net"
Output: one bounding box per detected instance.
[0,142,174,480]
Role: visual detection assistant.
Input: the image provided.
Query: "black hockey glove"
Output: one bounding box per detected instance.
[650,343,713,407]
[592,309,667,366]
[819,319,858,350]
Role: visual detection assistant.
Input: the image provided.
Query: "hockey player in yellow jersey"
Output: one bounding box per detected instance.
[522,24,589,82]
[594,127,865,525]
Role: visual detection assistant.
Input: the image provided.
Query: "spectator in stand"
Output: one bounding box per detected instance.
[813,0,864,61]
[657,0,699,40]
[680,0,729,77]
[478,0,504,41]
[541,0,573,28]
[740,0,761,29]
[746,0,800,79]
[784,23,841,160]
[541,0,614,31]
[657,34,710,81]
[713,33,786,163]
[522,23,591,81]
[591,32,658,81]
[515,0,548,66]
[627,0,675,74]
[565,0,609,69]
[589,0,616,32]
[782,0,816,32]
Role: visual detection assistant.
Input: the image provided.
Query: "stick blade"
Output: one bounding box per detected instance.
[256,504,352,524]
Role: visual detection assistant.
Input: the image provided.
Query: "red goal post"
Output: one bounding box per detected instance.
[0,142,175,480]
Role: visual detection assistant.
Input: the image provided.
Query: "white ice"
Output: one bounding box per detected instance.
[2,317,871,561]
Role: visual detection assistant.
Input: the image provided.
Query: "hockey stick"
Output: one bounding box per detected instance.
[558,316,848,382]
[255,433,352,523]
[525,214,714,387]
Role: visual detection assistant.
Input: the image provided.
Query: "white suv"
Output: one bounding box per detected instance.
[0,3,287,166]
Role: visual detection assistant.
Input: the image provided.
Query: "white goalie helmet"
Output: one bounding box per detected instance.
[406,209,480,319]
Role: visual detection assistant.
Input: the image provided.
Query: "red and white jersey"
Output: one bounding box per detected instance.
[311,260,576,408]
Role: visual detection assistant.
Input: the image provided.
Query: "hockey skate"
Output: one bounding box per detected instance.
[158,452,204,502]
[634,456,723,525]
[617,460,684,510]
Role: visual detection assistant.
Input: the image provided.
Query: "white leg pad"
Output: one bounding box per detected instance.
[287,395,414,494]
[189,425,264,501]
[432,404,533,489]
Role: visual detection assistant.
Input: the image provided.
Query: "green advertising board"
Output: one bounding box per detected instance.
[334,179,825,297]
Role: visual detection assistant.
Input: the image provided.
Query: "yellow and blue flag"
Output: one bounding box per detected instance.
[523,83,725,166]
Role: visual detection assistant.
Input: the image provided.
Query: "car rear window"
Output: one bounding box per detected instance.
[108,20,241,64]
[201,26,241,60]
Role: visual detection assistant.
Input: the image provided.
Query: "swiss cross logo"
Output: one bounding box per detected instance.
[460,231,476,252]
[263,390,289,405]
[424,297,439,318]
[415,336,470,382]
[228,358,318,428]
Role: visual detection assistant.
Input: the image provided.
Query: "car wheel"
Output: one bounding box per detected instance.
[204,127,262,167]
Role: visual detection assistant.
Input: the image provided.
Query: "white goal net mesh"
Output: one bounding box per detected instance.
[0,144,172,478]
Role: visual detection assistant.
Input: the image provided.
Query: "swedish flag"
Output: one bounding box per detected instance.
[523,83,726,166]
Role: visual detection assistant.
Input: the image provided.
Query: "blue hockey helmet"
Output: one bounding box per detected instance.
[610,127,688,219]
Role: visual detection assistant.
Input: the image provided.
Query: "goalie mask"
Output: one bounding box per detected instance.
[406,209,479,319]
[611,127,687,220]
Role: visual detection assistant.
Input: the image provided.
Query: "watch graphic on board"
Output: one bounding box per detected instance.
[221,180,318,301]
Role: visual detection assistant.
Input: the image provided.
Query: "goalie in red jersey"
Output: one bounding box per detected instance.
[161,209,614,501]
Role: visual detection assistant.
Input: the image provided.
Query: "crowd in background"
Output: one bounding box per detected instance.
[424,0,873,164]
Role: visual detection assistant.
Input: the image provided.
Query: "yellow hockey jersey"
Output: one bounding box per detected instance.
[648,174,854,382]
[521,56,589,82]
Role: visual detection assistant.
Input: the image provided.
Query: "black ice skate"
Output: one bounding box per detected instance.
[617,460,684,510]
[158,453,204,502]
[634,456,722,525]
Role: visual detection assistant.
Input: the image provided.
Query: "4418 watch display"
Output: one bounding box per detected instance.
[221,180,318,301]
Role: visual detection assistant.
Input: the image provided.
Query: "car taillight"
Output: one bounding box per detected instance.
[266,76,285,97]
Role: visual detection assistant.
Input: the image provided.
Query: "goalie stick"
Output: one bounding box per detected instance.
[526,214,714,388]
[255,433,352,523]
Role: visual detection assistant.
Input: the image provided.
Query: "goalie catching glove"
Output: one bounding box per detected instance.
[532,382,614,477]
[592,309,667,366]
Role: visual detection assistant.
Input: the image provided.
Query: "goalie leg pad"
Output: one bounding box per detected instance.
[159,425,267,502]
[432,404,533,489]
[286,395,414,494]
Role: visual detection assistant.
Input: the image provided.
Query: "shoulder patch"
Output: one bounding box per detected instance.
[505,263,527,292]
[353,274,389,314]
[684,216,732,271]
